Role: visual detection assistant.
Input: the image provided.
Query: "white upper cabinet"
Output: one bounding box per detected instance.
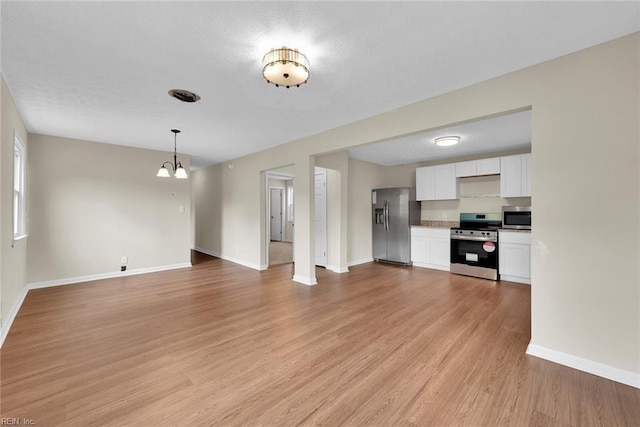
[416,164,458,201]
[455,161,477,177]
[500,154,532,198]
[455,158,500,177]
[477,158,501,176]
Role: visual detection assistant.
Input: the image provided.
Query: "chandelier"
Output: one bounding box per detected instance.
[157,129,188,179]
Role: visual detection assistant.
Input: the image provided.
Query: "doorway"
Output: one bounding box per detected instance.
[266,171,294,267]
[270,188,284,242]
[315,168,327,267]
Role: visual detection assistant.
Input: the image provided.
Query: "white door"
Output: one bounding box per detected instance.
[315,170,327,267]
[270,188,283,241]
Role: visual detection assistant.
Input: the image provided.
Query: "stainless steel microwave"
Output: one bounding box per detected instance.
[502,206,532,230]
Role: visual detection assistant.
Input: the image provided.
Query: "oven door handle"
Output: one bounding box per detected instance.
[451,235,497,242]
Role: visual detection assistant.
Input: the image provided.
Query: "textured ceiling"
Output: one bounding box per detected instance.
[1,2,639,169]
[349,110,532,166]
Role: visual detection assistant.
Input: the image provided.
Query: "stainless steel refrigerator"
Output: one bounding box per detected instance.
[372,187,421,265]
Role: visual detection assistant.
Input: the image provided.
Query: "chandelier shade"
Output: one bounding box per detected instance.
[262,47,310,88]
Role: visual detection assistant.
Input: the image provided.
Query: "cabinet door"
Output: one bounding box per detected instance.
[522,153,532,197]
[477,158,500,175]
[410,235,429,264]
[429,237,450,268]
[416,166,436,201]
[455,161,477,178]
[500,155,523,197]
[499,243,531,278]
[434,164,458,200]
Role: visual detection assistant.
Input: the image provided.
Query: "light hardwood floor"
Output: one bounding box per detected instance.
[1,252,639,426]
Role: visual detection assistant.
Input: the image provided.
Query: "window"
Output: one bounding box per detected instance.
[13,134,26,241]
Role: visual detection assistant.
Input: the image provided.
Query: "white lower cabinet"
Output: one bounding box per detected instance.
[499,231,531,284]
[411,227,450,271]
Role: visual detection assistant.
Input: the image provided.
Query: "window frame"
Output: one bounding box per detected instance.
[13,132,27,244]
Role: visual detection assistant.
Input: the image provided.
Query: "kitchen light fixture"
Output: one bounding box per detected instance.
[262,46,310,88]
[157,129,188,179]
[434,136,460,147]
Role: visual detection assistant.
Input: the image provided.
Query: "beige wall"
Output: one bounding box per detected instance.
[194,33,639,380]
[27,134,191,284]
[0,74,28,333]
[347,158,387,264]
[192,162,224,256]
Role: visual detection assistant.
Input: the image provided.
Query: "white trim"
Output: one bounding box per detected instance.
[293,275,317,286]
[499,274,531,285]
[412,262,449,272]
[0,285,29,348]
[347,257,374,267]
[28,263,192,290]
[326,265,349,274]
[527,343,640,389]
[194,247,267,271]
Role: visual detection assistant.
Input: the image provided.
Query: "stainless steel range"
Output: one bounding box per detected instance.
[450,213,501,280]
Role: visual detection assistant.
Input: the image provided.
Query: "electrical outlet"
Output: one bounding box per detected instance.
[121,266,127,272]
[121,256,128,264]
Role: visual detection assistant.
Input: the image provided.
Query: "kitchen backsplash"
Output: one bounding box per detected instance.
[420,175,531,221]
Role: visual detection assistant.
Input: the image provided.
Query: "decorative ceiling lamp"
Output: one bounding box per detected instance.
[157,129,188,179]
[262,46,310,88]
[434,136,460,147]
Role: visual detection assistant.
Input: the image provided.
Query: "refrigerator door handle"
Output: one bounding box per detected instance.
[384,200,389,231]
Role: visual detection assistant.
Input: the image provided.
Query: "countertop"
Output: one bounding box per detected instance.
[412,221,459,229]
[498,228,532,233]
[412,222,532,232]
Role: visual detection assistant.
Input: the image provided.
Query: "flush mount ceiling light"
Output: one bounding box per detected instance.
[434,136,461,147]
[262,46,310,88]
[157,129,188,179]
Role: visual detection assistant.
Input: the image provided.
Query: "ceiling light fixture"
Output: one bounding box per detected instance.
[157,129,188,179]
[262,46,310,88]
[434,136,460,147]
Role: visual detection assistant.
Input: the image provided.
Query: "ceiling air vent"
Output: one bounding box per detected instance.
[168,89,201,103]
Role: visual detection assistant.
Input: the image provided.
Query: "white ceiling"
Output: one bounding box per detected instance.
[1,2,638,169]
[349,109,532,166]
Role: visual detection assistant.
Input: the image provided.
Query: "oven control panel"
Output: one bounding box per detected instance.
[451,229,498,240]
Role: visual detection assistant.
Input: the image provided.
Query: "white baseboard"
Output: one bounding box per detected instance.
[28,263,192,290]
[293,275,317,286]
[0,285,29,348]
[347,257,374,267]
[527,343,640,389]
[194,247,267,271]
[326,265,349,274]
[412,262,449,272]
[500,274,531,285]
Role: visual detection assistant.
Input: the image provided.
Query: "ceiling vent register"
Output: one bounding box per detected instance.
[168,89,201,103]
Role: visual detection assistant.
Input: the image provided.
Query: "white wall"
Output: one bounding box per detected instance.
[0,73,28,338]
[193,33,639,384]
[27,134,192,284]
